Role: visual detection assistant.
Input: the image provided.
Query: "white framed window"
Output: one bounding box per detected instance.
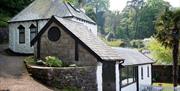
[18,25,25,44]
[121,66,137,87]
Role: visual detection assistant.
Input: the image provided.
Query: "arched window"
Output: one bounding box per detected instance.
[18,25,25,44]
[30,24,37,41]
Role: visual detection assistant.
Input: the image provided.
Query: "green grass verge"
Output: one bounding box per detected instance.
[101,38,123,47]
[153,83,173,91]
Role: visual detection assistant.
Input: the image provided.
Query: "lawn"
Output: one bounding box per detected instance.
[153,83,173,91]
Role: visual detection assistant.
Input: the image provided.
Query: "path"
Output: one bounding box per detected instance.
[0,44,53,91]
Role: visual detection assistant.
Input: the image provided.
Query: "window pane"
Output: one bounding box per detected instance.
[30,32,36,41]
[128,66,134,83]
[141,67,143,80]
[121,67,128,86]
[147,66,150,77]
[19,28,25,43]
[30,25,37,41]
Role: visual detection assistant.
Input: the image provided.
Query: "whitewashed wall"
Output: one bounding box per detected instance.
[121,83,137,91]
[138,64,152,89]
[71,18,97,36]
[116,62,120,91]
[96,62,103,91]
[9,20,48,53]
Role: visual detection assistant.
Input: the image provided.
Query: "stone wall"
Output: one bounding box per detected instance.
[38,23,97,66]
[27,65,97,91]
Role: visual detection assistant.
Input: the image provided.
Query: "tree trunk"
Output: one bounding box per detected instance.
[172,27,179,88]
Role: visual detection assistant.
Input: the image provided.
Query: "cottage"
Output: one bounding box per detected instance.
[8,0,97,54]
[31,16,154,91]
[31,16,124,91]
[9,0,154,91]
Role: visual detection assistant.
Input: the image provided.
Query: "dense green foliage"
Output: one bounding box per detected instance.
[24,56,63,67]
[24,56,36,65]
[45,56,63,67]
[104,0,170,40]
[146,38,172,64]
[155,8,180,48]
[0,0,33,27]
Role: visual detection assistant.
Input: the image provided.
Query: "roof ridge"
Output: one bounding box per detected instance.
[64,2,74,16]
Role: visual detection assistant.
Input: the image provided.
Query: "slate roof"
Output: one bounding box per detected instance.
[31,16,123,61]
[113,48,154,65]
[9,0,95,24]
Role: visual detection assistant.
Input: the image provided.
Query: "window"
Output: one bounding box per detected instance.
[30,24,37,41]
[141,67,143,80]
[147,66,150,77]
[18,25,25,44]
[121,66,137,87]
[48,27,61,42]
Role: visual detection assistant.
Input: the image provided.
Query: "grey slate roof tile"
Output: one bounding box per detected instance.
[9,0,95,24]
[113,48,154,65]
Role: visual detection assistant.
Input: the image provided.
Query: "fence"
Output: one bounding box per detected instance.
[152,65,180,83]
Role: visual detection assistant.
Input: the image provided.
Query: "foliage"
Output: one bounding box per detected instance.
[45,56,63,67]
[84,6,96,22]
[155,8,180,48]
[0,0,33,27]
[102,0,171,40]
[102,38,126,47]
[62,87,81,91]
[146,38,172,64]
[130,39,144,48]
[24,56,36,65]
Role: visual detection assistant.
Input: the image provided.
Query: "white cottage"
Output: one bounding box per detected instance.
[8,0,97,54]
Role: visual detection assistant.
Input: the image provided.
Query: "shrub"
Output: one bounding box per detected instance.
[45,56,63,67]
[146,38,172,64]
[62,87,81,91]
[130,39,144,48]
[24,56,36,65]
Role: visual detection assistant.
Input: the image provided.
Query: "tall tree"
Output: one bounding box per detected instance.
[155,8,180,87]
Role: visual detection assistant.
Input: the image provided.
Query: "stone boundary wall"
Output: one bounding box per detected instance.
[26,65,97,91]
[152,65,180,83]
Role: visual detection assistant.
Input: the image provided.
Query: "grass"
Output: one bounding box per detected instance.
[153,83,174,91]
[101,38,124,47]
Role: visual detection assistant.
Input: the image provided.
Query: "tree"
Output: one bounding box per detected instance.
[155,8,180,87]
[146,38,172,64]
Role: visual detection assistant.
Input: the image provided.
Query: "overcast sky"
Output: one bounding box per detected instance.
[109,0,180,11]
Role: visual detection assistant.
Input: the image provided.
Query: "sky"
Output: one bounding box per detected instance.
[109,0,180,11]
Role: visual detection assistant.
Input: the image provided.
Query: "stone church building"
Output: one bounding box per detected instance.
[8,0,97,54]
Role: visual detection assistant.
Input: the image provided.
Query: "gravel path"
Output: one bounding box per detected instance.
[0,44,53,91]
